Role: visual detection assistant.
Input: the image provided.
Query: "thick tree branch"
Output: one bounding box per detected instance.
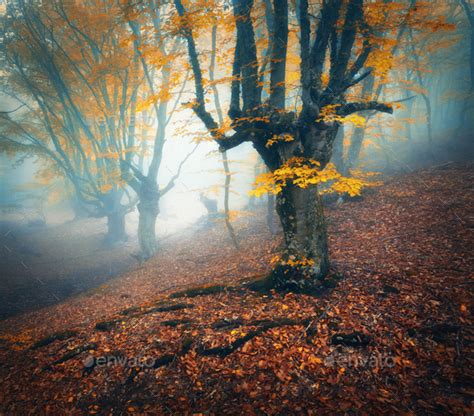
[328,0,363,92]
[174,0,219,134]
[337,101,393,116]
[229,32,242,120]
[232,0,260,112]
[342,69,372,91]
[269,0,288,109]
[347,37,372,81]
[217,129,251,152]
[309,0,342,101]
[298,0,311,110]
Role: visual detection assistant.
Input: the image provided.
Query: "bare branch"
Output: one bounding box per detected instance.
[174,0,219,134]
[0,104,26,114]
[161,143,199,196]
[337,101,393,116]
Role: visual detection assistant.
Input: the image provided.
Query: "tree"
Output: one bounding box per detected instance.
[120,1,196,259]
[174,0,397,291]
[454,0,474,146]
[0,0,138,244]
[0,0,195,254]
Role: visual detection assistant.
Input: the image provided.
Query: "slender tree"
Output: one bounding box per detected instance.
[120,1,196,259]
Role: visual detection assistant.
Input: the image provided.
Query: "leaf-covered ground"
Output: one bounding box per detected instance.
[0,164,472,415]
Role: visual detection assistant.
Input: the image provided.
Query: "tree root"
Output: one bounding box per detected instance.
[43,343,97,371]
[95,320,120,331]
[161,318,192,327]
[144,303,193,314]
[94,304,194,332]
[199,317,313,358]
[121,318,316,384]
[331,332,371,347]
[169,284,232,299]
[125,338,193,384]
[119,302,193,317]
[31,330,79,349]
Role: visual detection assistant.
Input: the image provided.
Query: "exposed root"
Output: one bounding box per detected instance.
[95,320,120,332]
[198,317,313,358]
[31,330,79,349]
[161,318,192,327]
[43,343,97,371]
[124,338,193,384]
[119,302,193,318]
[169,284,231,299]
[330,332,371,347]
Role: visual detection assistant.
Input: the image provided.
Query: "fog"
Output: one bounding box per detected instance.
[0,0,472,319]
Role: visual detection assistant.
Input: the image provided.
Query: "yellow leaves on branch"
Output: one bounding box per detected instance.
[318,105,367,128]
[265,133,295,148]
[136,90,171,112]
[366,46,394,78]
[271,254,315,268]
[249,157,381,198]
[99,184,114,193]
[98,168,126,194]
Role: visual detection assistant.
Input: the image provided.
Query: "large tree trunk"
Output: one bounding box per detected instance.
[104,191,127,246]
[105,210,127,245]
[70,195,88,220]
[270,183,329,292]
[267,193,276,235]
[137,186,160,260]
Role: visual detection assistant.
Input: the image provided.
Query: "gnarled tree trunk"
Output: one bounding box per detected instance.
[176,0,394,293]
[271,183,329,292]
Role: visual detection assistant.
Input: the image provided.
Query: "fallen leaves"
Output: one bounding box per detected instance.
[0,164,472,415]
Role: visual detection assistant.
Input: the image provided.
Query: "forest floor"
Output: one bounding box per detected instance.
[0,163,472,415]
[0,216,137,319]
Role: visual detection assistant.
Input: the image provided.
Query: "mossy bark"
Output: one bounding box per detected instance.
[271,183,329,292]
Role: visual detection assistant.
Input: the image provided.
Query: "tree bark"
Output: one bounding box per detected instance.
[271,183,329,292]
[137,182,160,260]
[104,191,127,245]
[105,210,127,245]
[175,0,393,293]
[267,193,276,235]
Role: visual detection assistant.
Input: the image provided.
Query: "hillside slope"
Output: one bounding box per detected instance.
[0,164,472,415]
